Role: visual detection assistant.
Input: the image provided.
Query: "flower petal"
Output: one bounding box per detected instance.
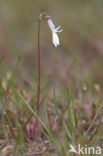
[54,26,63,33]
[47,19,55,31]
[52,32,60,47]
[56,26,61,31]
[56,29,63,33]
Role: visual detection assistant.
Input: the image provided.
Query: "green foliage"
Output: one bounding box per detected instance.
[67,87,75,146]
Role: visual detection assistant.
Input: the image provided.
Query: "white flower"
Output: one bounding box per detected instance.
[47,17,62,47]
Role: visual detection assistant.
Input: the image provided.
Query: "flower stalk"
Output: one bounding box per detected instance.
[37,12,62,115]
[37,14,42,115]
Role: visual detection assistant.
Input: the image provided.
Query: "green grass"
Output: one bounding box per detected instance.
[0,66,103,156]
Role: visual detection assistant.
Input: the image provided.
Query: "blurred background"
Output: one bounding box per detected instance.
[0,0,103,93]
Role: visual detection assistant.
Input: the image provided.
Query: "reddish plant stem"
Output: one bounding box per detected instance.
[37,16,41,115]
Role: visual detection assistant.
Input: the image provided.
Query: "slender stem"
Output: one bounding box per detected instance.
[37,12,47,114]
[37,16,41,115]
